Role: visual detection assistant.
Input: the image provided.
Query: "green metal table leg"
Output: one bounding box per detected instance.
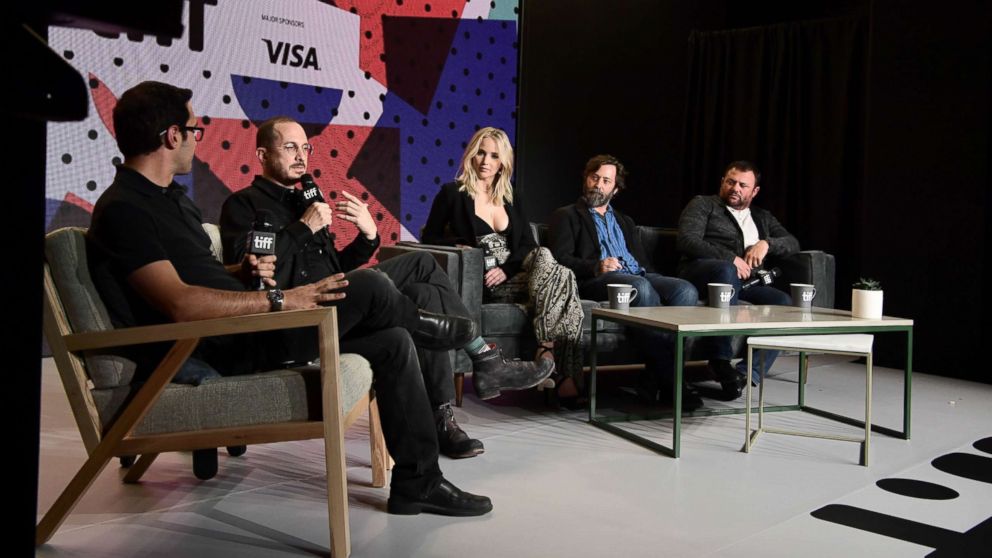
[904,328,913,440]
[589,318,598,421]
[673,332,684,458]
[798,351,807,407]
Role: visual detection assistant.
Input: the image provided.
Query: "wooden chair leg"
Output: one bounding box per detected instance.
[368,397,390,488]
[36,451,113,545]
[324,422,350,558]
[122,453,159,484]
[454,372,465,407]
[37,338,197,545]
[318,314,350,558]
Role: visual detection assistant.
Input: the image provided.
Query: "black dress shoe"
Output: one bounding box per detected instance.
[470,344,555,400]
[409,310,477,351]
[658,384,705,412]
[679,387,705,411]
[709,359,746,401]
[387,478,493,516]
[638,370,704,412]
[435,404,485,458]
[635,369,661,404]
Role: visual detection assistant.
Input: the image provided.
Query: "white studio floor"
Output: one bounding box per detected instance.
[37,354,992,558]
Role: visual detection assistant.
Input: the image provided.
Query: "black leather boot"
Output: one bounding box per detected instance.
[435,403,484,458]
[409,310,477,351]
[470,343,555,400]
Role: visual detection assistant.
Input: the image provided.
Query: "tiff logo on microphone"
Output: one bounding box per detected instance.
[252,234,275,252]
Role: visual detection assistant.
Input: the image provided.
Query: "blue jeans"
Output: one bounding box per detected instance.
[679,259,792,380]
[173,356,222,385]
[580,272,698,386]
[580,271,699,309]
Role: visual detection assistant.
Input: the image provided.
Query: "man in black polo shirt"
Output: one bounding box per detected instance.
[87,81,492,516]
[219,116,554,458]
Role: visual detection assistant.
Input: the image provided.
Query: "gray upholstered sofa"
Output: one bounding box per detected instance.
[380,225,835,405]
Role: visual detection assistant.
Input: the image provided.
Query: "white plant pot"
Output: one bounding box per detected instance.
[851,289,883,319]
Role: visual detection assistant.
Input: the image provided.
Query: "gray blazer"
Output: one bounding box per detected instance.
[676,195,799,271]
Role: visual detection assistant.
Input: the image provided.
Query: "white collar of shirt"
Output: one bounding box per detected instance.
[727,206,760,250]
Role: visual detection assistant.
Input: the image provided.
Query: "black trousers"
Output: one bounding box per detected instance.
[325,267,443,498]
[372,251,472,405]
[203,267,443,498]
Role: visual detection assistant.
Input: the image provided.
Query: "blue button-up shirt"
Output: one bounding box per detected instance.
[589,205,642,274]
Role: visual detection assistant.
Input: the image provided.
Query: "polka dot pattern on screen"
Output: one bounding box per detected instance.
[230,74,343,126]
[360,17,518,237]
[43,2,519,245]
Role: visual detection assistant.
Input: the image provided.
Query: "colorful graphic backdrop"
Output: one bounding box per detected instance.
[46,0,519,252]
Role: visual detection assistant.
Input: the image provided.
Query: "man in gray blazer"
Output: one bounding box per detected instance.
[677,160,800,399]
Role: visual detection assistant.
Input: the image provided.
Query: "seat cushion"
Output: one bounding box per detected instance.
[94,353,374,435]
[481,302,531,336]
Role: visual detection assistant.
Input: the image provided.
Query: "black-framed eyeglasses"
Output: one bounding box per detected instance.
[159,125,204,142]
[276,142,314,156]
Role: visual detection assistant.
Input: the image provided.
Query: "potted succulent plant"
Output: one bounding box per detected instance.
[851,277,883,319]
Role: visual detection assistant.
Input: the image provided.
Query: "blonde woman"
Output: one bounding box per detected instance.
[423,127,585,407]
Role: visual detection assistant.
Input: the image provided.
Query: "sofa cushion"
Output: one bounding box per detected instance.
[580,300,628,335]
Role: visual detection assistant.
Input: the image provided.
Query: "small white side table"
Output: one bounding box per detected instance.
[745,334,875,466]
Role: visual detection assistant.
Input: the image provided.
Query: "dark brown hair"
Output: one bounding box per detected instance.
[723,160,761,185]
[583,154,628,191]
[113,81,192,158]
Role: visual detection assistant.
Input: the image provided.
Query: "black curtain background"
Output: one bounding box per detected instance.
[516,0,726,226]
[519,0,990,381]
[681,16,869,296]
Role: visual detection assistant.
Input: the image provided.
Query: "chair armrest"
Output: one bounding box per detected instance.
[777,251,836,308]
[64,308,337,352]
[379,242,484,324]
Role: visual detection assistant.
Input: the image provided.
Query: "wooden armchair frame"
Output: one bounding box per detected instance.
[39,259,389,557]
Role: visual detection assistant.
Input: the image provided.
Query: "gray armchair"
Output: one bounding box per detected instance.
[39,226,389,557]
[380,224,835,406]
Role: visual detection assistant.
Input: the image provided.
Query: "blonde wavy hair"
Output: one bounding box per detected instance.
[456,127,514,205]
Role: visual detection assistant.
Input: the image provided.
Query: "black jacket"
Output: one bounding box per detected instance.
[219,176,379,289]
[421,181,537,278]
[676,194,799,272]
[547,199,655,282]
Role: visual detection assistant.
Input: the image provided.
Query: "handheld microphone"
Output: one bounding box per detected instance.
[299,173,333,240]
[741,267,781,291]
[300,173,325,207]
[246,209,276,290]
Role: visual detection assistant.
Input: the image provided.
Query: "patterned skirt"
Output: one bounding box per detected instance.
[485,247,585,387]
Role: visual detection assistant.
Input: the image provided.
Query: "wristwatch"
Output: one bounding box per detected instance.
[267,288,284,312]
